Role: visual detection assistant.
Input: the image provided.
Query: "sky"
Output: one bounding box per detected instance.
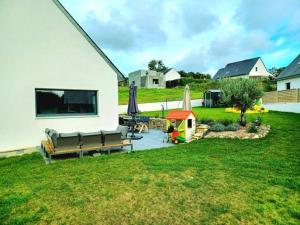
[60,0,300,77]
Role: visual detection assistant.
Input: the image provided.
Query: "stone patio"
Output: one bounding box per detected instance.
[124,129,173,151]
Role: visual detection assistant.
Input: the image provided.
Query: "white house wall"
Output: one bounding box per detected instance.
[0,0,119,152]
[165,69,181,81]
[277,77,300,91]
[249,58,271,77]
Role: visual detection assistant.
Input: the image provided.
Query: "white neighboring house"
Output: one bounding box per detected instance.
[0,0,124,153]
[163,68,181,88]
[213,57,272,80]
[163,68,181,81]
[277,54,300,91]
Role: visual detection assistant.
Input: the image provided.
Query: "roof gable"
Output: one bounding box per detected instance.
[214,57,260,79]
[166,110,196,120]
[277,54,300,80]
[52,0,125,81]
[163,68,173,74]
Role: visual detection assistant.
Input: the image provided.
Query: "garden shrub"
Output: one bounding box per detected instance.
[225,123,240,131]
[209,123,225,132]
[252,116,263,126]
[247,123,258,133]
[217,119,233,126]
[200,118,214,125]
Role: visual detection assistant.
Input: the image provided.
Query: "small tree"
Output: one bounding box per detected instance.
[148,60,157,71]
[156,60,167,72]
[148,59,167,72]
[220,78,263,126]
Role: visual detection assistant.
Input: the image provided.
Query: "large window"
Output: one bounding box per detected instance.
[35,89,97,117]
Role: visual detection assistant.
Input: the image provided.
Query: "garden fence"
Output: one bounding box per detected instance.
[263,89,300,103]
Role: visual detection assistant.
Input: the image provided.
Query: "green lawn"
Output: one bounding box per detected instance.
[0,108,300,225]
[119,86,203,105]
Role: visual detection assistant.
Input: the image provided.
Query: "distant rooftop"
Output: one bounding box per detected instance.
[213,57,260,80]
[277,54,300,80]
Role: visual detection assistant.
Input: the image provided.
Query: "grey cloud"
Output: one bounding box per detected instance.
[81,0,167,51]
[83,12,135,50]
[179,1,220,36]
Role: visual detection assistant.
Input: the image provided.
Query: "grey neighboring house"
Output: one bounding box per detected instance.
[128,70,166,88]
[277,54,300,91]
[213,57,271,80]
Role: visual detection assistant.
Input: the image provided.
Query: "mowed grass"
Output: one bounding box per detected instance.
[0,108,300,225]
[119,86,203,105]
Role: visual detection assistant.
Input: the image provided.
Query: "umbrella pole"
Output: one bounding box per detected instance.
[131,114,136,138]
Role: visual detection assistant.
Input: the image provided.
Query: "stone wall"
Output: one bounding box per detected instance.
[149,118,167,130]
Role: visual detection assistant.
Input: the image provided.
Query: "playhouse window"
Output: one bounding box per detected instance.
[187,119,192,128]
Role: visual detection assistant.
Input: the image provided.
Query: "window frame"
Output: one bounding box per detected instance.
[286,82,291,90]
[35,88,98,118]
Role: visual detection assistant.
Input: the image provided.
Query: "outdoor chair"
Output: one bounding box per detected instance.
[134,116,150,133]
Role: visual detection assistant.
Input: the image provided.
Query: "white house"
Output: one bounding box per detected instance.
[277,54,300,91]
[0,0,124,153]
[163,68,181,88]
[164,68,181,81]
[213,57,272,80]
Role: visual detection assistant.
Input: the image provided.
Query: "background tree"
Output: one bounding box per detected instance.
[148,60,158,71]
[156,60,167,72]
[220,78,263,126]
[148,59,168,72]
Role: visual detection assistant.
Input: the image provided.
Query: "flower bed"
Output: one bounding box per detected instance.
[204,124,270,139]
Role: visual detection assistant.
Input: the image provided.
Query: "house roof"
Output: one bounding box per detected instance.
[213,57,260,80]
[52,0,125,81]
[277,54,300,80]
[205,89,221,93]
[163,68,173,74]
[166,110,196,120]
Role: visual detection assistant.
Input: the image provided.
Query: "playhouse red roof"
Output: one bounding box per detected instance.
[166,110,196,120]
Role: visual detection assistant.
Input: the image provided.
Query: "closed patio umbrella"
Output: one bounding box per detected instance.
[127,81,142,139]
[182,84,192,110]
[127,81,140,115]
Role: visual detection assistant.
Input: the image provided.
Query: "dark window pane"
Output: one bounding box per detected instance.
[188,119,192,128]
[36,89,97,116]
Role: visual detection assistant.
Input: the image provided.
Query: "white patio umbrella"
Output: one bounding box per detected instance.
[182,84,192,110]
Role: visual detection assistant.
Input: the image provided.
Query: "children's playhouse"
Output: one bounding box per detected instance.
[166,110,196,143]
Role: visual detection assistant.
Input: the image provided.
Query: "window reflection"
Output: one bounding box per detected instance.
[36,89,97,116]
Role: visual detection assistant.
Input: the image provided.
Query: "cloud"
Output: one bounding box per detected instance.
[83,12,135,50]
[60,0,300,75]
